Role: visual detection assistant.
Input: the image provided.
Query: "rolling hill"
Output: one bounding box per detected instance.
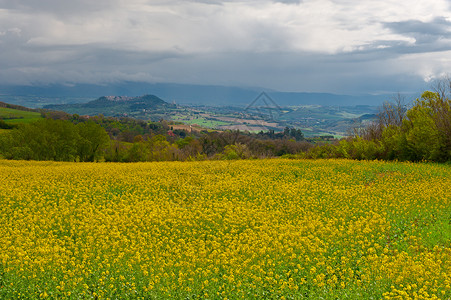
[44,94,176,120]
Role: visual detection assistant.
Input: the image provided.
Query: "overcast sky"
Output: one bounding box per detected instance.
[1,0,451,94]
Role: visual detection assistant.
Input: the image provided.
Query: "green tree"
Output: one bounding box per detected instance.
[402,91,451,161]
[76,121,110,162]
[0,119,110,161]
[126,142,149,162]
[1,119,79,161]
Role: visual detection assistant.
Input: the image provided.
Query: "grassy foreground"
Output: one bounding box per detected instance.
[0,159,450,299]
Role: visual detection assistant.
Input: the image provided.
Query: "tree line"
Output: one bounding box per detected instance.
[0,113,311,162]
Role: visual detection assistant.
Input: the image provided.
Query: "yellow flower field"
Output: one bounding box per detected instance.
[0,159,450,299]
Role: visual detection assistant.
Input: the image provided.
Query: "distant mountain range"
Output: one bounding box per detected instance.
[45,94,175,119]
[0,82,412,107]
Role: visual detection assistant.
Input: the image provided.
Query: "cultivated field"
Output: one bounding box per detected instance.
[0,159,450,299]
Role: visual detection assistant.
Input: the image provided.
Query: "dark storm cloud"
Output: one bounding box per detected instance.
[385,17,451,45]
[0,0,120,15]
[272,0,303,4]
[151,51,428,94]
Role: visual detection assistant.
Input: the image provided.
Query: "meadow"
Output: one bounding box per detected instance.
[0,159,450,299]
[0,107,42,124]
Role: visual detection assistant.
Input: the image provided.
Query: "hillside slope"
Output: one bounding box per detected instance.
[0,102,42,124]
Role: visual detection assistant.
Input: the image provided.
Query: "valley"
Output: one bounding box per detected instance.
[33,94,379,137]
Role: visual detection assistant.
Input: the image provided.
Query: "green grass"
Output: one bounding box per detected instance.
[417,210,451,248]
[176,117,232,128]
[0,107,43,124]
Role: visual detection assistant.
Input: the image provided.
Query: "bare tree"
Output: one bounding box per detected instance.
[358,93,409,141]
[429,77,451,157]
[378,93,408,128]
[432,75,451,101]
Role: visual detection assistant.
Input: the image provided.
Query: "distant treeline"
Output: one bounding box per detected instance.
[0,111,312,162]
[1,83,450,162]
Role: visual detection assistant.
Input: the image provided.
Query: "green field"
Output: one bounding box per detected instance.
[172,115,232,128]
[0,107,43,124]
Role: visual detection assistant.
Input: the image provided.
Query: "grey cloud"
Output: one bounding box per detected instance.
[0,38,191,85]
[0,41,431,94]
[272,0,303,4]
[157,0,302,5]
[0,0,120,16]
[141,51,427,94]
[184,0,225,4]
[385,17,451,45]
